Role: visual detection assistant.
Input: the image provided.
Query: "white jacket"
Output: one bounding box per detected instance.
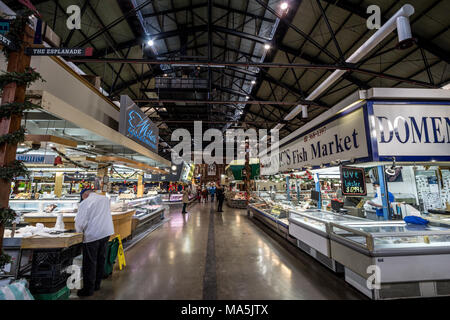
[75,193,114,243]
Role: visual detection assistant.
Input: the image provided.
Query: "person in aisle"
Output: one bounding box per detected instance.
[182,186,189,214]
[209,185,216,202]
[197,188,202,203]
[202,188,208,203]
[216,185,225,212]
[366,182,395,220]
[75,188,114,297]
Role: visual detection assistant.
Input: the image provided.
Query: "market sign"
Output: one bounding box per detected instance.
[0,34,17,51]
[261,108,369,175]
[371,104,450,159]
[25,47,94,56]
[340,166,367,196]
[119,95,159,153]
[16,154,55,164]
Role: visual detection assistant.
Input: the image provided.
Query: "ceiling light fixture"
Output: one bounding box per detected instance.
[147,39,154,46]
[280,2,288,10]
[251,80,256,84]
[264,44,271,50]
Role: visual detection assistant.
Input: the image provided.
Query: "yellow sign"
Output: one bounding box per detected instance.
[114,235,126,270]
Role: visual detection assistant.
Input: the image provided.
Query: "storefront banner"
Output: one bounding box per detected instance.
[119,95,159,153]
[16,154,55,164]
[371,104,450,157]
[261,108,368,175]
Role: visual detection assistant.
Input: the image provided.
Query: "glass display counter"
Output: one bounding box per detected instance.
[329,221,450,299]
[123,195,167,236]
[288,210,368,271]
[225,191,248,209]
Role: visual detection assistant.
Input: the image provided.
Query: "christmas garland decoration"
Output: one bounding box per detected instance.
[0,160,29,181]
[0,251,11,269]
[0,207,16,225]
[0,68,44,91]
[0,8,42,260]
[0,126,25,145]
[0,100,41,118]
[51,147,112,170]
[111,166,140,180]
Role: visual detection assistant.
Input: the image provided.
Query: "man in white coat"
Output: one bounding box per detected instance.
[75,189,114,297]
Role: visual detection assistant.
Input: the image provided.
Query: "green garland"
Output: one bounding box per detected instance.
[0,160,29,181]
[0,100,41,119]
[0,67,45,91]
[0,207,16,225]
[0,126,25,145]
[0,252,11,269]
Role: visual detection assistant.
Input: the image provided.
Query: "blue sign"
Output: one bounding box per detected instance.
[119,95,159,152]
[127,109,158,150]
[16,154,55,164]
[0,20,10,35]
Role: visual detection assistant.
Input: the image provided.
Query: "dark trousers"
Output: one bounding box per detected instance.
[182,203,187,213]
[211,194,215,202]
[217,199,224,211]
[82,236,109,294]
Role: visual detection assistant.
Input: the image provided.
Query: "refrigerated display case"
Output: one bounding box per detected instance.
[288,210,368,271]
[329,221,450,299]
[124,195,167,236]
[225,191,248,208]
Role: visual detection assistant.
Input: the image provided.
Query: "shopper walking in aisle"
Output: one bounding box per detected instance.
[216,185,225,212]
[75,189,114,297]
[210,185,216,202]
[197,189,202,203]
[182,186,189,214]
[202,188,208,203]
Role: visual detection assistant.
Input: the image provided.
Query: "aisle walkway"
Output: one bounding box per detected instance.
[89,202,364,300]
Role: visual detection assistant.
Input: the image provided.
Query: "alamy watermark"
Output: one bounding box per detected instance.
[366,265,381,290]
[170,121,279,169]
[66,5,81,30]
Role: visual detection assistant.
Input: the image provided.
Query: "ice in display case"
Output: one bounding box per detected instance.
[288,210,368,271]
[329,221,450,299]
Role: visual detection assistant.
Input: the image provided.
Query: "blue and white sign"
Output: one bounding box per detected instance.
[371,104,450,159]
[16,154,55,164]
[119,95,159,152]
[261,108,369,174]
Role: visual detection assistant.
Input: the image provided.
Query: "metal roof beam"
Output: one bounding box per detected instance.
[321,0,450,64]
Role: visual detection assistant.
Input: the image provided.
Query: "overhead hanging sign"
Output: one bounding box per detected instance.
[371,104,450,159]
[16,154,55,164]
[25,47,93,56]
[119,95,159,153]
[340,166,367,196]
[261,108,369,175]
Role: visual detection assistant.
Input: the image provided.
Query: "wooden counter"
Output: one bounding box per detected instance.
[21,233,83,249]
[23,210,136,240]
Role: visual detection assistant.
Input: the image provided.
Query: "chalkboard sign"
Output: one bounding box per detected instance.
[340,166,367,196]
